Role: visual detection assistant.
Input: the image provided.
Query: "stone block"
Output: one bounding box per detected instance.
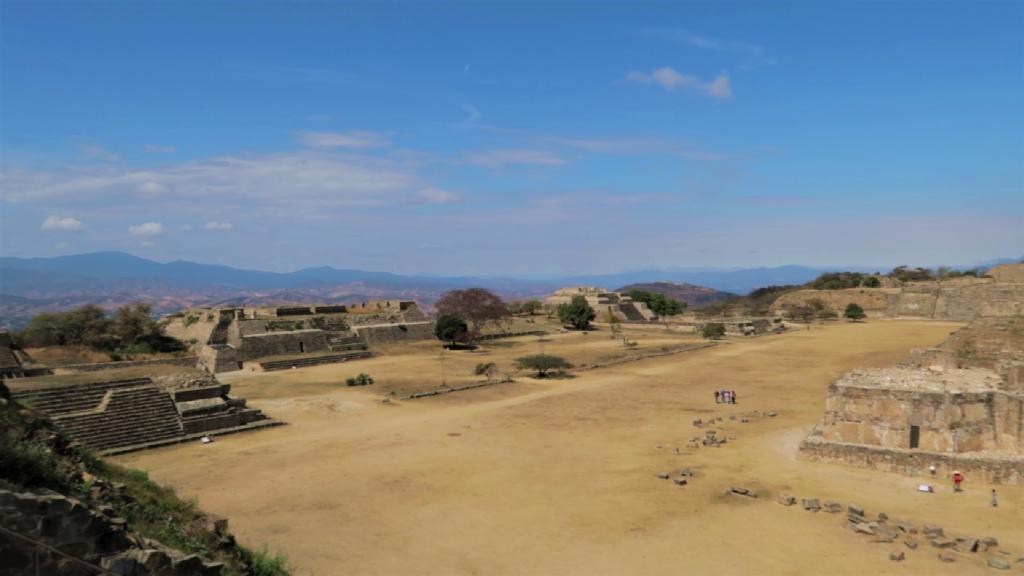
[777,494,796,506]
[801,498,820,511]
[987,556,1010,570]
[889,551,905,562]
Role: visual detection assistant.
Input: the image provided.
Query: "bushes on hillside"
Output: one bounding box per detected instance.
[701,323,726,340]
[15,303,185,356]
[627,289,687,316]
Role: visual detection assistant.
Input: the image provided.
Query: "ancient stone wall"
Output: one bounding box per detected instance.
[799,435,1024,485]
[52,356,199,374]
[773,288,896,317]
[237,330,330,360]
[818,383,1016,453]
[355,323,436,344]
[987,263,1024,283]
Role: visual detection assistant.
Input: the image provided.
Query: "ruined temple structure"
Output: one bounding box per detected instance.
[544,287,658,323]
[773,262,1024,320]
[4,366,281,455]
[166,300,434,373]
[801,317,1024,484]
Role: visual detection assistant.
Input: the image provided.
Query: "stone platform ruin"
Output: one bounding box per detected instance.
[544,287,658,323]
[773,263,1024,320]
[5,366,282,455]
[166,300,434,373]
[800,317,1024,484]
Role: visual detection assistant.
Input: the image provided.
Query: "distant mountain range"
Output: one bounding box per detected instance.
[0,251,1017,329]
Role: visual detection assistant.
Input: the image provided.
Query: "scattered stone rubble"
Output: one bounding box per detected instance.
[774,495,1018,569]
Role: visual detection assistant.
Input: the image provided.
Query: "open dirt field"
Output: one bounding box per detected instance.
[116,320,1024,575]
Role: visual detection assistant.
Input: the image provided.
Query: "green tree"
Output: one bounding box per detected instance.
[844,303,866,321]
[701,323,726,340]
[522,299,543,315]
[861,276,881,288]
[557,295,596,330]
[434,314,468,345]
[627,290,686,316]
[515,354,573,378]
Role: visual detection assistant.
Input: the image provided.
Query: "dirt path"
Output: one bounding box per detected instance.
[116,320,1024,576]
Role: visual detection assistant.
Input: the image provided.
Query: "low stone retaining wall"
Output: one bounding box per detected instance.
[402,379,512,400]
[476,330,548,341]
[54,356,198,374]
[800,435,1024,485]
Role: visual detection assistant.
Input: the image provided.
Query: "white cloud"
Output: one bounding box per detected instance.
[463,149,567,167]
[626,68,732,99]
[416,188,460,204]
[137,181,167,195]
[204,221,233,231]
[294,130,391,149]
[1,151,420,209]
[40,215,84,231]
[180,224,193,231]
[128,222,164,236]
[144,145,177,154]
[78,144,120,162]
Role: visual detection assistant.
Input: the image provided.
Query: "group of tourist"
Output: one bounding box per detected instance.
[714,389,738,404]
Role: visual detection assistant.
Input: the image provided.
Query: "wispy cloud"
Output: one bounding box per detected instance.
[128,222,164,236]
[294,130,392,149]
[2,151,420,209]
[40,215,84,231]
[144,145,177,154]
[639,30,776,71]
[463,149,567,167]
[626,68,732,99]
[416,187,460,204]
[77,143,120,162]
[457,104,482,129]
[204,221,233,231]
[681,33,776,71]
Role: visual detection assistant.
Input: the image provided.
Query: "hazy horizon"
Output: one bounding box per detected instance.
[2,3,1022,276]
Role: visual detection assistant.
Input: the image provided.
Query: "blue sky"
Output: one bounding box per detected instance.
[1,2,1021,276]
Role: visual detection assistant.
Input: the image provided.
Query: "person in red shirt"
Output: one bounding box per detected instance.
[952,471,964,492]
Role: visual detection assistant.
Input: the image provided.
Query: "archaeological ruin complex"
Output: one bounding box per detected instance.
[544,287,658,323]
[801,313,1024,484]
[773,263,1024,320]
[165,300,434,373]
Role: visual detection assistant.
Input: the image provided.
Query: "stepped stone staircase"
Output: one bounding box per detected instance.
[259,350,373,372]
[258,332,373,372]
[618,302,647,322]
[10,378,282,455]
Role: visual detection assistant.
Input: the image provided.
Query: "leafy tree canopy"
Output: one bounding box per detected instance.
[515,354,573,377]
[434,314,469,344]
[557,295,596,330]
[627,290,687,316]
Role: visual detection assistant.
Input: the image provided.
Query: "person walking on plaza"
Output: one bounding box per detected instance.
[952,471,964,493]
[991,489,998,507]
[714,390,720,404]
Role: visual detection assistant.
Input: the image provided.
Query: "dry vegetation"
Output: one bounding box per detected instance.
[116,320,1023,576]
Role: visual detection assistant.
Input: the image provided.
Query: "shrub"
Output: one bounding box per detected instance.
[844,303,866,321]
[183,314,201,327]
[242,546,290,576]
[345,373,375,386]
[701,323,726,340]
[515,354,572,377]
[861,276,881,288]
[474,362,497,379]
[816,309,839,320]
